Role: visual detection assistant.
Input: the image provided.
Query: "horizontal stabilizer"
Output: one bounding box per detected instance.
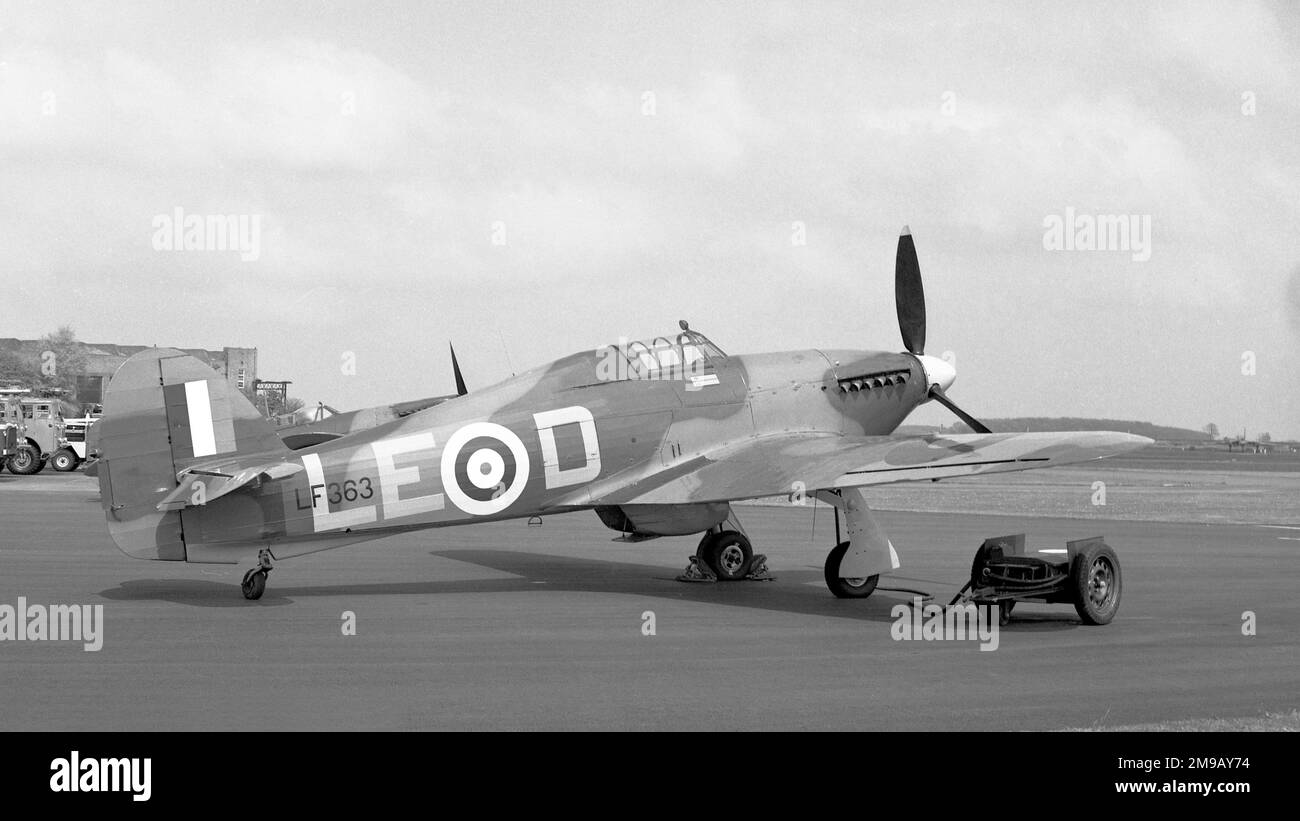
[157,457,303,511]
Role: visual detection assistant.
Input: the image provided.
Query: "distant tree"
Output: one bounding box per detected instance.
[1260,432,1271,443]
[38,326,89,397]
[0,350,35,385]
[1203,423,1219,439]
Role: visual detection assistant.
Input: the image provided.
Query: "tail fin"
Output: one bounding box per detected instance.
[97,348,287,560]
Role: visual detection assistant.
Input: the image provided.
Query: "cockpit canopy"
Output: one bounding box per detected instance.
[602,325,727,380]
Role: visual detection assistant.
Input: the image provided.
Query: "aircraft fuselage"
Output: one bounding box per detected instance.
[176,346,928,562]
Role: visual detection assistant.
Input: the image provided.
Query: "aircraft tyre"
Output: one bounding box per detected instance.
[241,569,268,600]
[824,541,879,599]
[699,530,753,581]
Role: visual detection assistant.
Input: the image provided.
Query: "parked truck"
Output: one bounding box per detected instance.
[57,411,100,470]
[0,392,78,474]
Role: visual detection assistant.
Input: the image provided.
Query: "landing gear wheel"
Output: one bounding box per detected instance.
[699,530,753,581]
[1072,543,1121,625]
[6,446,42,475]
[51,448,79,472]
[241,549,275,600]
[241,569,268,600]
[824,541,879,599]
[695,531,714,559]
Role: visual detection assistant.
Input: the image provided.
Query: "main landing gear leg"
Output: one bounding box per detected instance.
[241,548,273,600]
[816,489,899,599]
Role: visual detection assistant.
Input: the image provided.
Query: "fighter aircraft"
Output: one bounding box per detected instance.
[95,228,1150,600]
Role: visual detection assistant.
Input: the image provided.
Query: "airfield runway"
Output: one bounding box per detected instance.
[1,469,1297,731]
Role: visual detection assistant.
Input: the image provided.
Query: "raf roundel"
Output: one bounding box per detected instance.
[440,422,531,516]
[466,447,506,490]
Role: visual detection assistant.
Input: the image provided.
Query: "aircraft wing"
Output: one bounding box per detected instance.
[583,430,1151,506]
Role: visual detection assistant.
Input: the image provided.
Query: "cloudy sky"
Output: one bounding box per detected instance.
[2,1,1297,438]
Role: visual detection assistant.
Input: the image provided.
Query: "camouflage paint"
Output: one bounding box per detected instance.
[97,337,1149,565]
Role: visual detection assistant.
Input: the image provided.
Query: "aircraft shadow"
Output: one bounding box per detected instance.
[99,578,295,608]
[97,549,1084,629]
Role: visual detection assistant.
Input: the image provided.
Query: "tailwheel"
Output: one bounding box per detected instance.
[241,548,274,601]
[241,569,267,600]
[824,541,879,599]
[698,530,753,581]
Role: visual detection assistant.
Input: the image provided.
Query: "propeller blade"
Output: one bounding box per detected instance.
[929,386,991,434]
[450,343,468,396]
[895,226,926,355]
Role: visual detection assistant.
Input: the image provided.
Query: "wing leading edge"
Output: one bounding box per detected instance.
[592,430,1152,506]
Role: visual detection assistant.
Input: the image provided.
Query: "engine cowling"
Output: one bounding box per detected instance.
[594,503,730,538]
